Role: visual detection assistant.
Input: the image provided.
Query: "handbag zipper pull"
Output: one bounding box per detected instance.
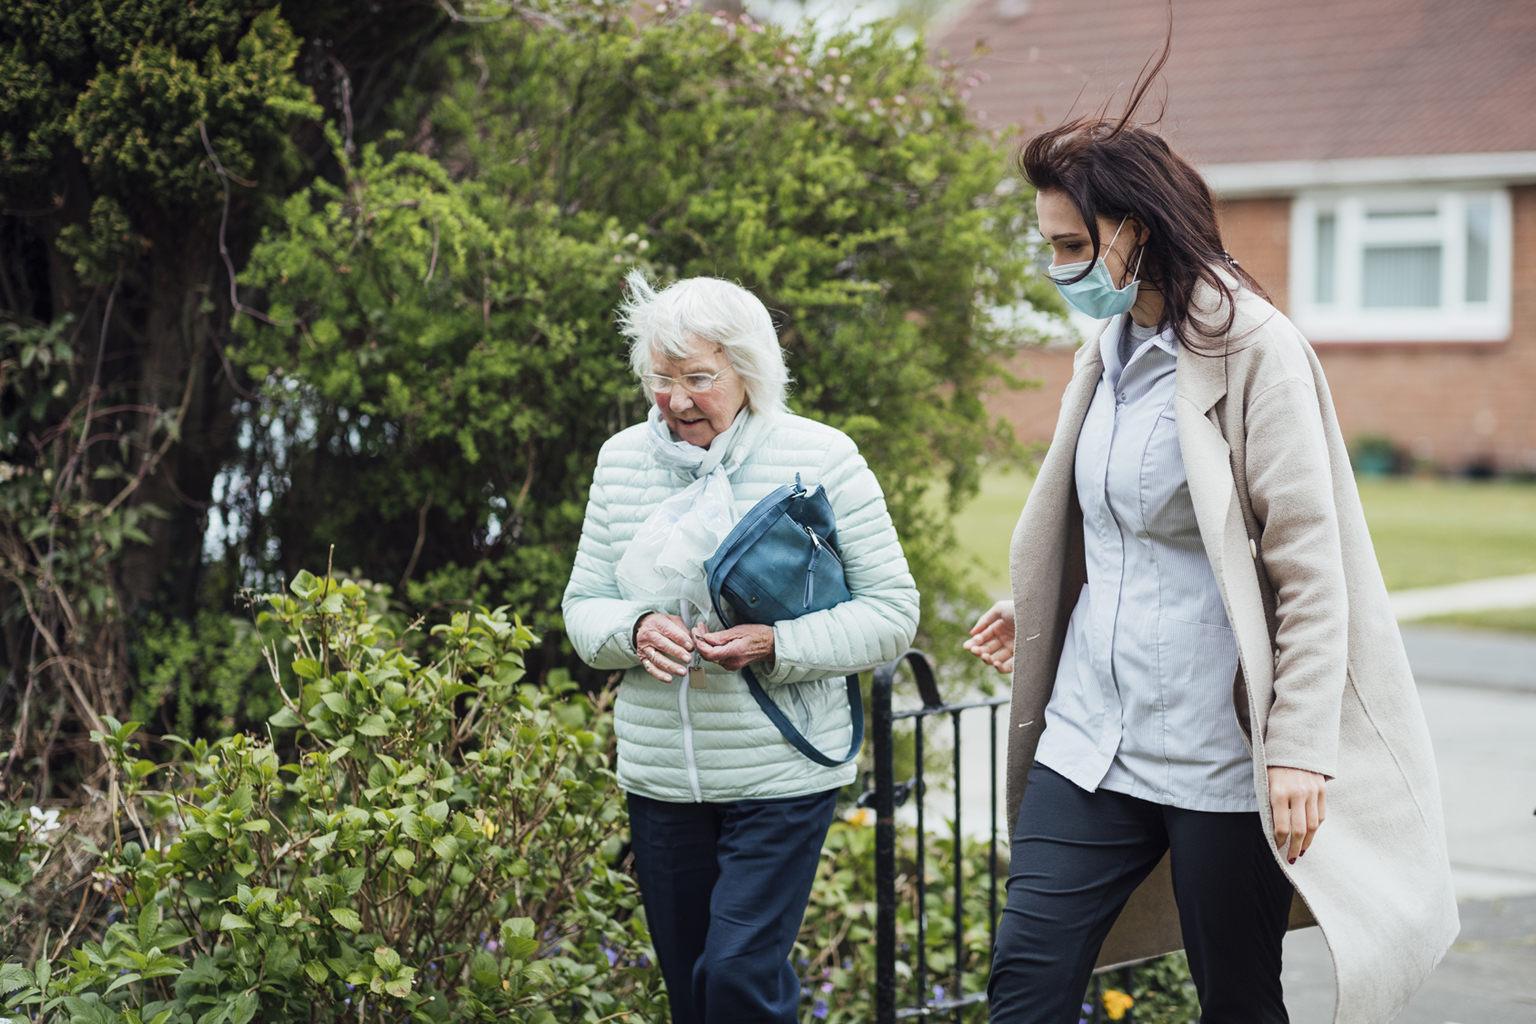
[804,526,822,608]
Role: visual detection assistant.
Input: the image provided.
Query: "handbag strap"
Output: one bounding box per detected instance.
[708,473,862,766]
[740,665,865,767]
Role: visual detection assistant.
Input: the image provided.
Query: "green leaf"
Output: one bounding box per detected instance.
[239,819,271,833]
[396,766,430,787]
[430,835,459,860]
[320,692,351,716]
[373,946,401,970]
[219,913,252,931]
[292,658,323,679]
[318,591,345,615]
[230,990,259,1024]
[291,570,320,599]
[505,935,539,961]
[328,907,363,932]
[356,715,389,736]
[268,706,303,728]
[423,800,450,824]
[138,901,159,947]
[105,972,143,993]
[309,831,338,855]
[0,962,34,992]
[337,866,366,895]
[391,847,415,870]
[304,961,328,984]
[34,959,51,989]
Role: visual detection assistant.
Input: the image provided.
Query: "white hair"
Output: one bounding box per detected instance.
[617,271,790,414]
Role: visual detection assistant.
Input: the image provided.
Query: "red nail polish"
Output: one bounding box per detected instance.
[1288,858,1297,865]
[1300,849,1307,857]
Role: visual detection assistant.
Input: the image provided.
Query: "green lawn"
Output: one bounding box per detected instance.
[948,472,1536,633]
[1354,477,1536,590]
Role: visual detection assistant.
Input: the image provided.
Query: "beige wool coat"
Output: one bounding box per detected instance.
[1004,279,1458,1023]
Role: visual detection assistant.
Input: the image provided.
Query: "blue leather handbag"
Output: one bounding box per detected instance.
[704,474,863,767]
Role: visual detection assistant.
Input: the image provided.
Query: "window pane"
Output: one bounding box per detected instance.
[1466,200,1491,302]
[1315,213,1336,304]
[1362,245,1441,307]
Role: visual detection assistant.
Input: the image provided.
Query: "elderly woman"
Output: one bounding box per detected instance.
[562,272,919,1024]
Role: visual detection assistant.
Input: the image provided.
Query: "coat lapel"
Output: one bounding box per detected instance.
[1173,345,1233,582]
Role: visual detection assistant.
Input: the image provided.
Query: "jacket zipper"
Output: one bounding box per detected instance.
[678,675,703,802]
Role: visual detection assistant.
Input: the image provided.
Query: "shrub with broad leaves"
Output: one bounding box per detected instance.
[1,570,664,1024]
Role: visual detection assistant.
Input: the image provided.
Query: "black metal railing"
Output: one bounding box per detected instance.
[860,650,1140,1023]
[861,649,1007,1022]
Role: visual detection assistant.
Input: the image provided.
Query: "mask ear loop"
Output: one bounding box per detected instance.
[1105,216,1142,291]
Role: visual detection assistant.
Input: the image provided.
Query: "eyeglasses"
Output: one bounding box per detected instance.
[640,367,732,394]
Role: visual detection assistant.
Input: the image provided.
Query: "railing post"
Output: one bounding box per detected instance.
[951,709,963,1022]
[873,660,897,1024]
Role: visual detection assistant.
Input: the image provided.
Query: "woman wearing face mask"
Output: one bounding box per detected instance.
[965,66,1457,1024]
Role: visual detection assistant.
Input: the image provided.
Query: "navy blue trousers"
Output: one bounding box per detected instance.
[989,764,1293,1024]
[627,789,837,1024]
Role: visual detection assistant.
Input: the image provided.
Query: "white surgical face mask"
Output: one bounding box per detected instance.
[1048,216,1143,319]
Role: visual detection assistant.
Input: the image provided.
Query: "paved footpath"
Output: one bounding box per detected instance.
[1283,624,1536,1024]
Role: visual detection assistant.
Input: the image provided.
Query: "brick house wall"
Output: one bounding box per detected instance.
[988,186,1536,473]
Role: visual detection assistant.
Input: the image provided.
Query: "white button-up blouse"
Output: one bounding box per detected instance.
[1033,316,1257,812]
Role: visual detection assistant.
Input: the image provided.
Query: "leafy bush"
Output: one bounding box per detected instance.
[128,614,273,741]
[232,6,1052,674]
[2,570,664,1024]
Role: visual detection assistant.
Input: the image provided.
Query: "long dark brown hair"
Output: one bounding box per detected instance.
[1018,36,1269,353]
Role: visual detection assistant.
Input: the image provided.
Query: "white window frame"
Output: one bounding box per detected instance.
[1288,186,1512,342]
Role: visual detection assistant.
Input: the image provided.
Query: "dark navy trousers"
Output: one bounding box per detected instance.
[627,788,837,1024]
[989,764,1294,1024]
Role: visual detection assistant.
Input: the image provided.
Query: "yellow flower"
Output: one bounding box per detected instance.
[1102,989,1135,1020]
[843,807,873,827]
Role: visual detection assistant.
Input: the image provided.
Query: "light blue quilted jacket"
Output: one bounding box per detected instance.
[561,411,921,803]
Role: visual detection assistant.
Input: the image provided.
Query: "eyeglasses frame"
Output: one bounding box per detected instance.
[640,366,733,395]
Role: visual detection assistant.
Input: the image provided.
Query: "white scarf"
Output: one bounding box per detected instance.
[614,406,752,626]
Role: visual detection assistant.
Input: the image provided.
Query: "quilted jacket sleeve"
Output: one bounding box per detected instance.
[759,430,921,685]
[561,465,658,671]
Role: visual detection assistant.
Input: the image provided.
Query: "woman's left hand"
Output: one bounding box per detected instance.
[692,623,775,673]
[1268,765,1327,864]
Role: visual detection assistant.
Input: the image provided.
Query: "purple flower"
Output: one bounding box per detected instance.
[604,947,619,967]
[820,981,834,993]
[812,999,829,1019]
[933,984,946,1000]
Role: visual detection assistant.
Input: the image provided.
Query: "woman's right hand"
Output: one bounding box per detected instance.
[963,600,1016,674]
[634,613,695,682]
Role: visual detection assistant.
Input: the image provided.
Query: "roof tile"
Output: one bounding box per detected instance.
[933,0,1536,164]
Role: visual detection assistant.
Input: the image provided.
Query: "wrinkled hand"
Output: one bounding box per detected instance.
[962,600,1016,674]
[692,623,775,673]
[1268,766,1327,864]
[634,613,695,682]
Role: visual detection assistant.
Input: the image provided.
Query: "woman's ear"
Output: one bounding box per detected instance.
[1132,216,1151,247]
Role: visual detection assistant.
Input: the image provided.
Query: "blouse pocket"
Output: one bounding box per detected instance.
[1153,616,1249,760]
